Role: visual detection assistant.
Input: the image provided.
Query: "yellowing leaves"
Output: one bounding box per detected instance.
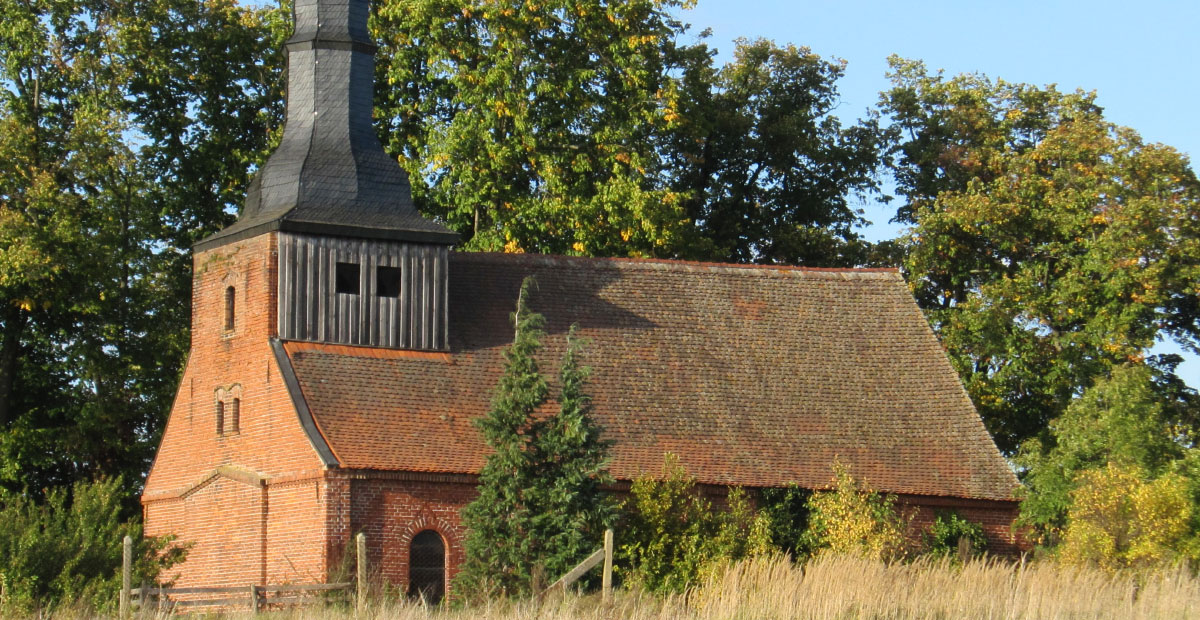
[804,463,911,562]
[1060,463,1194,571]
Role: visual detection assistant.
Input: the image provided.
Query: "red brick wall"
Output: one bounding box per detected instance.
[266,477,328,584]
[168,476,264,587]
[143,233,329,586]
[899,495,1024,556]
[345,474,476,596]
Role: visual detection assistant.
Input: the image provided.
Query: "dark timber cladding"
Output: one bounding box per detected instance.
[277,233,449,350]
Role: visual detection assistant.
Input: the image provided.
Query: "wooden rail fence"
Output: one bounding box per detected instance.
[118,533,367,617]
[119,529,616,616]
[131,582,352,613]
[545,528,614,603]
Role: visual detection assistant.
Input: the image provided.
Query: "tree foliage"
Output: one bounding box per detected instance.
[1018,364,1200,542]
[882,57,1200,453]
[619,454,770,594]
[374,0,887,263]
[756,483,811,557]
[375,0,696,256]
[923,511,987,562]
[456,277,614,598]
[801,462,911,561]
[0,477,185,614]
[1059,463,1197,571]
[0,0,286,500]
[664,38,887,265]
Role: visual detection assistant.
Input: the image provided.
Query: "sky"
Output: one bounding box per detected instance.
[671,0,1200,387]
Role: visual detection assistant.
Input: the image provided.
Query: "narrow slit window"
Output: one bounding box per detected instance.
[224,286,236,331]
[377,266,402,298]
[231,398,240,434]
[216,401,225,436]
[336,262,360,295]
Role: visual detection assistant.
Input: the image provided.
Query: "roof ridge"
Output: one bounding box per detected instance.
[450,251,901,278]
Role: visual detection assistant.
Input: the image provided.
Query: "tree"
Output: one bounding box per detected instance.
[527,325,617,582]
[373,1,889,264]
[375,0,695,256]
[0,0,285,501]
[663,38,887,265]
[618,454,770,594]
[0,477,185,614]
[1018,364,1200,542]
[456,277,613,597]
[1059,463,1197,571]
[882,57,1200,453]
[0,0,162,495]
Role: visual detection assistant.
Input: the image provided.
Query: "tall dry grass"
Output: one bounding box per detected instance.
[76,554,1200,619]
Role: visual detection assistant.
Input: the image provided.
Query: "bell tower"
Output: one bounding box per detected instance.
[195,0,457,350]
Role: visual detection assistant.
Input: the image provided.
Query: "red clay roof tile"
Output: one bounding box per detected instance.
[285,252,1018,501]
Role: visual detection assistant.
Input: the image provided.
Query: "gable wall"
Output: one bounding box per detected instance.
[143,233,331,586]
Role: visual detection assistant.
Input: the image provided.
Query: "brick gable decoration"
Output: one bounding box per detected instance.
[142,0,1021,597]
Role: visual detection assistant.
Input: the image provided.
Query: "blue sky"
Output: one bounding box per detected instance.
[672,0,1200,386]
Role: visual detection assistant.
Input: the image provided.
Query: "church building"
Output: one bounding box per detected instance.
[141,0,1020,598]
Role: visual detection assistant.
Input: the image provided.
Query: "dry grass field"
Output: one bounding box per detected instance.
[73,554,1200,619]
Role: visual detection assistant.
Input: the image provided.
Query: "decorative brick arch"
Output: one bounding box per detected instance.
[395,513,462,597]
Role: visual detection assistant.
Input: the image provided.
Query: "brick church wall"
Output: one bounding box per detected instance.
[900,495,1024,556]
[345,474,476,596]
[143,233,330,587]
[266,476,329,584]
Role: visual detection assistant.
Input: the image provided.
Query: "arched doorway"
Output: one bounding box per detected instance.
[408,530,445,603]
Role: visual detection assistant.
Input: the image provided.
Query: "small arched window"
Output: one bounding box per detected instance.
[409,530,445,603]
[216,400,225,435]
[230,398,240,434]
[224,286,236,332]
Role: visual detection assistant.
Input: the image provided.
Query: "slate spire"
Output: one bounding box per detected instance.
[197,0,457,250]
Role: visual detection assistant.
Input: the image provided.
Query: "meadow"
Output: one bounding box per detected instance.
[98,554,1199,620]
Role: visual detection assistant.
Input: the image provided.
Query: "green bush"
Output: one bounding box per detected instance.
[619,454,771,593]
[0,477,185,614]
[757,483,812,557]
[924,512,987,561]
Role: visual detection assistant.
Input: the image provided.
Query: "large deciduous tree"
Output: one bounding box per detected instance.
[882,57,1200,453]
[664,38,886,265]
[0,0,285,500]
[373,0,888,264]
[375,0,695,256]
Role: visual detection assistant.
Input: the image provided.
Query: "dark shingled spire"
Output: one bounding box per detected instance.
[196,0,457,251]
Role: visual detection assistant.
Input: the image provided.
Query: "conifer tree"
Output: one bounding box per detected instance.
[529,325,616,583]
[456,278,613,598]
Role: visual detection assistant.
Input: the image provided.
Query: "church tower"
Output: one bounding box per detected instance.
[196,0,457,350]
[143,0,458,589]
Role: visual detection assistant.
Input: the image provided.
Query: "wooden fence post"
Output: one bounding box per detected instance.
[120,535,132,619]
[356,532,367,614]
[250,584,259,613]
[602,528,613,604]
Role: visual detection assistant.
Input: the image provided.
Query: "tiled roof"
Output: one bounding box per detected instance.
[285,252,1018,501]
